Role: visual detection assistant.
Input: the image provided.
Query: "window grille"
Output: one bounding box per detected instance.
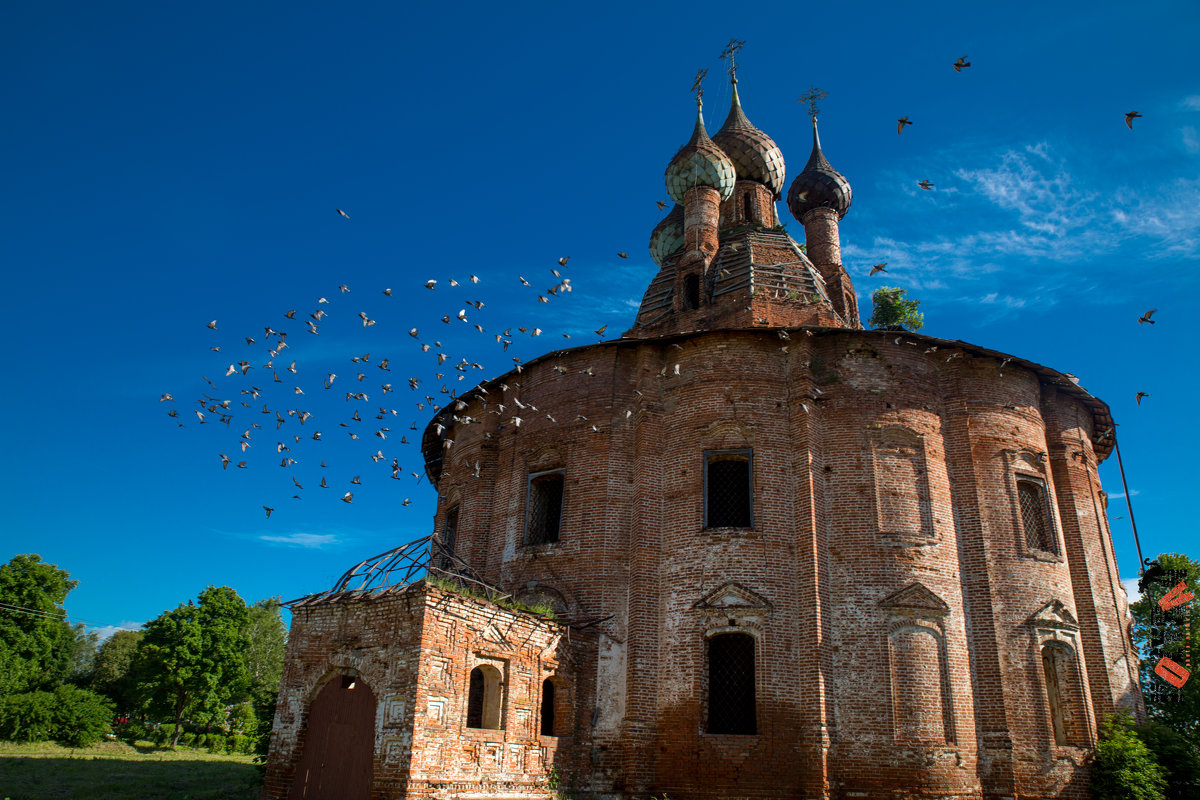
[439,506,459,569]
[684,274,701,310]
[540,679,555,736]
[1018,479,1057,554]
[525,471,564,545]
[466,667,485,728]
[706,451,752,528]
[708,633,756,735]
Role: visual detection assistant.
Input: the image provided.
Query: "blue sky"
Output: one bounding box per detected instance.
[2,0,1197,637]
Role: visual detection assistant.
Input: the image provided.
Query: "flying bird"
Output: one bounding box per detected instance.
[897,116,912,134]
[953,56,970,72]
[342,492,354,503]
[207,320,217,330]
[918,180,935,190]
[558,257,569,266]
[1125,111,1141,130]
[617,252,628,259]
[424,280,437,289]
[656,201,667,210]
[263,506,274,518]
[1138,308,1157,325]
[869,263,888,276]
[382,288,392,296]
[1136,392,1149,405]
[336,209,351,220]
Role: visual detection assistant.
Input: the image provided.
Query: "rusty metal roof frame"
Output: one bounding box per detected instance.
[284,534,511,609]
[421,326,1115,483]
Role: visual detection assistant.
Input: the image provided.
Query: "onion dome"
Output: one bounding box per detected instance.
[712,80,786,198]
[648,204,685,266]
[665,100,736,204]
[787,118,852,221]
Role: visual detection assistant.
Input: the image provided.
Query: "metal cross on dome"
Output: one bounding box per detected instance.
[720,38,746,81]
[799,86,828,120]
[691,68,708,102]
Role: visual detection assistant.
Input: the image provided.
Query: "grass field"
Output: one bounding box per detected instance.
[0,740,262,800]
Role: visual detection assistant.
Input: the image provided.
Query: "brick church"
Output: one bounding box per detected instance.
[262,73,1142,800]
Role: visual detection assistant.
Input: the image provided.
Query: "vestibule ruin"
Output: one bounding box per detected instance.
[262,71,1141,800]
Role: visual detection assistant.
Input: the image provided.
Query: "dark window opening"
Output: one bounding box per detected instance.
[540,679,556,736]
[466,667,485,728]
[684,274,701,310]
[708,633,756,735]
[526,470,564,545]
[340,674,357,690]
[742,192,752,221]
[1018,479,1057,554]
[438,506,459,569]
[705,451,752,528]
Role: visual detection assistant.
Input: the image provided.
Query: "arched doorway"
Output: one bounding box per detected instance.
[289,673,376,799]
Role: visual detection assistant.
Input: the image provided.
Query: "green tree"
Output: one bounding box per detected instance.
[0,554,77,694]
[868,286,924,331]
[133,586,251,745]
[1135,720,1200,800]
[67,622,98,685]
[91,629,143,712]
[1092,710,1167,800]
[244,597,286,693]
[1131,553,1200,742]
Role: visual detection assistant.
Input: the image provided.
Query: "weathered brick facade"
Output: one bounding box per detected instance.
[264,82,1141,800]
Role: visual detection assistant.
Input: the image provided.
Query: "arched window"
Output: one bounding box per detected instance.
[1018,478,1058,554]
[525,470,564,545]
[540,678,555,736]
[1042,643,1084,745]
[438,506,459,569]
[684,274,701,310]
[466,665,503,730]
[707,633,756,734]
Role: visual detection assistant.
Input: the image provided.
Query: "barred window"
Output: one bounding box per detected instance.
[684,274,701,310]
[525,470,564,545]
[438,506,459,569]
[705,450,752,528]
[707,633,756,735]
[1018,479,1057,554]
[466,665,503,730]
[540,678,555,736]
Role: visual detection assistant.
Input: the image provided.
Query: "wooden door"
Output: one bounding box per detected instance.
[290,675,376,799]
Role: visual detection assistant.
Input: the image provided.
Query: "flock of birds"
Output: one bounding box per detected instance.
[892,56,1142,193]
[162,253,615,518]
[163,52,1158,519]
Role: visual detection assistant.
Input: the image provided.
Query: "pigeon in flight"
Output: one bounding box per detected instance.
[897,116,913,134]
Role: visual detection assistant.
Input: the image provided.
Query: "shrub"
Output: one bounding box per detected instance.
[1135,720,1200,800]
[1092,710,1167,800]
[180,731,196,747]
[0,686,113,747]
[0,691,58,742]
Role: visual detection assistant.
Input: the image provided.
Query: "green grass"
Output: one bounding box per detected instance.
[0,740,261,800]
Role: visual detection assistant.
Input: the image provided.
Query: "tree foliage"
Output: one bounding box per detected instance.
[0,684,114,747]
[0,554,77,695]
[91,629,143,712]
[1091,710,1168,800]
[132,586,250,745]
[868,286,924,331]
[244,597,286,693]
[67,622,99,685]
[1131,553,1200,739]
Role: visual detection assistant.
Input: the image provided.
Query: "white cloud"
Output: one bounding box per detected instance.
[88,622,143,642]
[1183,126,1200,155]
[1107,489,1139,499]
[1122,577,1142,604]
[1181,96,1200,111]
[259,532,341,549]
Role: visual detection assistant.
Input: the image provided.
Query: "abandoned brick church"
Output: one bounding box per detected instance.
[262,76,1141,800]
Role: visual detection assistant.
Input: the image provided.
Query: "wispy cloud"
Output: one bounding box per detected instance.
[1183,126,1200,155]
[1180,96,1200,111]
[1107,489,1140,499]
[259,532,342,549]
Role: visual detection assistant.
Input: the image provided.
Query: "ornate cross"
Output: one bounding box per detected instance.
[799,86,828,120]
[720,39,746,81]
[691,68,708,102]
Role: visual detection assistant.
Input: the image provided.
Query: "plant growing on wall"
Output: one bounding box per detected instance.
[869,286,924,331]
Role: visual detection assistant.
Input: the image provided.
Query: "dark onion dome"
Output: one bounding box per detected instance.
[711,80,786,198]
[665,100,737,205]
[787,117,852,221]
[649,204,685,266]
